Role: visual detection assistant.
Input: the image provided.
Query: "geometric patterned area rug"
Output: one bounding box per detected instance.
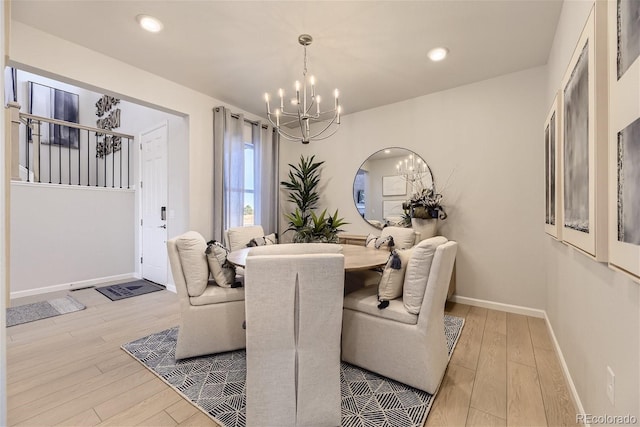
[6,295,85,327]
[122,315,464,427]
[96,280,164,301]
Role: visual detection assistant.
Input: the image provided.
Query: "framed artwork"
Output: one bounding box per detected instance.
[382,175,406,196]
[28,82,80,149]
[544,92,562,239]
[608,0,640,279]
[382,200,404,219]
[560,3,608,260]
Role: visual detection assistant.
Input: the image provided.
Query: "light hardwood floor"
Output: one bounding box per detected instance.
[7,286,577,426]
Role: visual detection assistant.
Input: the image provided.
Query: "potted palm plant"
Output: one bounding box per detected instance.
[281,155,347,243]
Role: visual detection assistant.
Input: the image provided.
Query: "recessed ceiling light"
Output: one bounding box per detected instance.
[136,14,163,33]
[384,149,391,154]
[428,47,449,62]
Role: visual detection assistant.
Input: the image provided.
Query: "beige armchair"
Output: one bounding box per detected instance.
[341,238,458,394]
[223,225,265,251]
[167,231,245,360]
[244,243,344,427]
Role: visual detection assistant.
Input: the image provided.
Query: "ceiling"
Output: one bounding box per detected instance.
[11,1,563,119]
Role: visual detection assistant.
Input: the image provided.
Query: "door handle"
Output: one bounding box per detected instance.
[158,225,167,229]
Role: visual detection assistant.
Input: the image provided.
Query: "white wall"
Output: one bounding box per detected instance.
[545,0,639,418]
[8,22,263,240]
[280,66,548,309]
[9,70,188,291]
[10,183,135,296]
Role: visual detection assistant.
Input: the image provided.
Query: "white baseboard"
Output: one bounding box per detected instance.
[451,295,546,318]
[165,284,177,294]
[543,312,586,420]
[10,273,137,299]
[451,294,584,422]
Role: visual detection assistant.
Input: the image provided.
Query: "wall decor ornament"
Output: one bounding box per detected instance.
[608,0,640,279]
[545,92,562,239]
[95,95,121,158]
[560,3,608,260]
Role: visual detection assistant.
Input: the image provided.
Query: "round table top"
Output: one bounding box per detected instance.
[227,244,390,272]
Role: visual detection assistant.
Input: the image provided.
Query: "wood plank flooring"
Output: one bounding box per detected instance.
[7,287,577,426]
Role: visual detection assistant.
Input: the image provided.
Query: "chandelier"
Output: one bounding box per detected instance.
[396,154,433,193]
[264,34,341,144]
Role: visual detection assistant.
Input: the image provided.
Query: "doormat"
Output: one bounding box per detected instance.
[96,280,164,301]
[7,295,85,327]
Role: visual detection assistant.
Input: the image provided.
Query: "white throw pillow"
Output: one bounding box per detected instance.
[206,240,239,288]
[381,226,416,249]
[246,233,278,247]
[377,248,414,307]
[175,231,209,297]
[365,233,394,251]
[403,236,448,314]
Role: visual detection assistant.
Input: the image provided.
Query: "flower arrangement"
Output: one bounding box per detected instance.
[402,187,448,220]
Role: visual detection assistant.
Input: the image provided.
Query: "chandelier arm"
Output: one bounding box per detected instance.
[279,117,302,127]
[275,128,306,141]
[307,115,338,139]
[304,98,316,116]
[307,125,339,141]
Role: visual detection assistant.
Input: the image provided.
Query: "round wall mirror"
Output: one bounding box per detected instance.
[353,147,433,229]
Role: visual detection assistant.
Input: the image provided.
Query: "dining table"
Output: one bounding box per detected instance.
[226,244,390,272]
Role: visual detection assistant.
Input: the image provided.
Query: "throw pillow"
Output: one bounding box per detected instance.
[365,233,395,251]
[206,240,241,288]
[403,236,448,314]
[377,247,413,308]
[380,226,416,249]
[246,233,278,247]
[175,231,209,297]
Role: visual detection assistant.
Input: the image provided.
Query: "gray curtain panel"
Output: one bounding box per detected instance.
[254,123,279,235]
[212,107,245,241]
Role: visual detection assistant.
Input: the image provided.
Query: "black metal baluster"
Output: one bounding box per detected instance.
[112,140,115,188]
[58,134,62,185]
[95,134,98,187]
[68,131,71,185]
[25,119,30,182]
[87,130,90,186]
[119,141,122,189]
[104,139,107,187]
[128,138,131,189]
[49,124,52,184]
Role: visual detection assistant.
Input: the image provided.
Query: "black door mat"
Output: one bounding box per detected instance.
[96,280,165,301]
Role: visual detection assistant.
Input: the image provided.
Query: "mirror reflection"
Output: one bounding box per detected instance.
[353,148,433,229]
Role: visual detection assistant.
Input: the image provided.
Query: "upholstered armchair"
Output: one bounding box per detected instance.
[167,231,245,360]
[341,237,458,394]
[244,243,345,427]
[223,225,266,251]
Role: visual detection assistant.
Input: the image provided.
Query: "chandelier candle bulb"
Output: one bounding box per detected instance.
[264,93,270,113]
[310,76,316,97]
[278,89,284,109]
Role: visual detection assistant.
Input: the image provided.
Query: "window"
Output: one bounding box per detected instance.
[243,123,255,226]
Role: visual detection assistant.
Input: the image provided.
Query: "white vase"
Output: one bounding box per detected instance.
[411,217,437,241]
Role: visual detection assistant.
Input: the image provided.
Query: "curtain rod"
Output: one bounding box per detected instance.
[215,106,273,131]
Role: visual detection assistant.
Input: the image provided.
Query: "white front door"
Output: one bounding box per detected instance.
[140,123,168,285]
